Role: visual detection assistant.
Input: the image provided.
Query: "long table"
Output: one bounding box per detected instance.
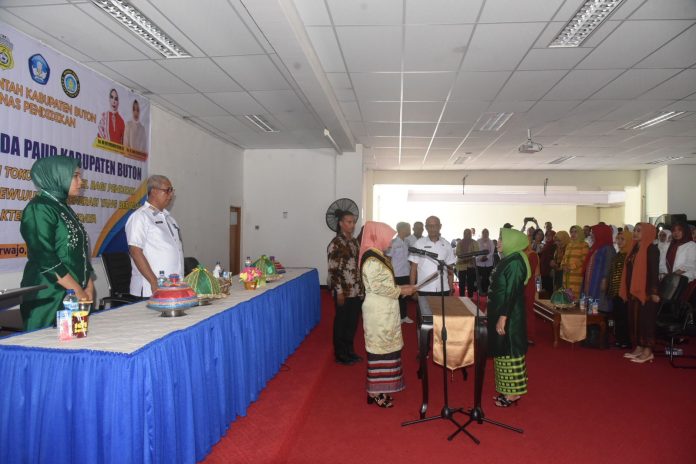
[0,268,320,464]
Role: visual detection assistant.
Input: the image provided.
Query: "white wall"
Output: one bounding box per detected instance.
[667,165,696,219]
[645,166,668,220]
[242,147,363,283]
[624,185,642,225]
[599,206,625,227]
[576,206,600,227]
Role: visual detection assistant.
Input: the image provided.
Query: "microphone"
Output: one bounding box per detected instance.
[457,249,488,258]
[408,246,439,259]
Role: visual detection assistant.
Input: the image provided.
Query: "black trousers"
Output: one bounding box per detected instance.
[458,269,476,297]
[477,266,492,295]
[541,275,554,294]
[395,275,409,319]
[333,295,362,360]
[611,296,630,346]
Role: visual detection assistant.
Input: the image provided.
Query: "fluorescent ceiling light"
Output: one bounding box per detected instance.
[92,0,191,58]
[475,112,513,131]
[452,156,468,165]
[548,156,577,165]
[549,0,626,48]
[625,111,686,130]
[646,156,685,165]
[244,114,279,133]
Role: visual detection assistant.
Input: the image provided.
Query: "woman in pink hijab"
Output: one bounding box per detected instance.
[360,221,417,408]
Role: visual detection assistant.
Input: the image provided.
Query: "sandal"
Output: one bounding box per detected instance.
[367,393,393,408]
[494,395,521,408]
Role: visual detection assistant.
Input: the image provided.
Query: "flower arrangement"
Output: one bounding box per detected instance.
[239,266,263,283]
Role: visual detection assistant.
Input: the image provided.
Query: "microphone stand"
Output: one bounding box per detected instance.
[448,256,523,443]
[402,254,478,443]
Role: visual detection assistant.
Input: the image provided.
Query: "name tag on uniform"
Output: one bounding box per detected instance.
[155,221,163,224]
[424,246,433,249]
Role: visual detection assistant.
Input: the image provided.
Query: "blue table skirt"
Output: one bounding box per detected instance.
[0,269,320,464]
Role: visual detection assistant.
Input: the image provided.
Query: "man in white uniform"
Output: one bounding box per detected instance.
[125,175,184,297]
[387,222,414,323]
[409,216,456,296]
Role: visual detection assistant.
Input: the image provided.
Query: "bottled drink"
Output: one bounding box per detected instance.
[244,256,253,268]
[58,290,78,341]
[579,294,586,312]
[591,299,599,315]
[157,270,167,287]
[535,276,542,293]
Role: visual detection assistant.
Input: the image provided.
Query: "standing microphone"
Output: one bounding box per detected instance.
[457,249,488,258]
[408,246,439,260]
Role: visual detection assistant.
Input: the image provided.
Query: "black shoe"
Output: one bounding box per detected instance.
[335,356,355,366]
[348,353,363,362]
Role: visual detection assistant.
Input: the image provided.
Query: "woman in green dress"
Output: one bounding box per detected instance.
[20,156,94,331]
[488,228,531,408]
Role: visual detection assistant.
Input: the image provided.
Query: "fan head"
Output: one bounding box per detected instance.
[326,198,359,232]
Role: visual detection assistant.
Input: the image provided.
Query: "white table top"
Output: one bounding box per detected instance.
[0,269,312,355]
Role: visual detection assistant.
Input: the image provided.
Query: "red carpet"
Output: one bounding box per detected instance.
[204,291,696,463]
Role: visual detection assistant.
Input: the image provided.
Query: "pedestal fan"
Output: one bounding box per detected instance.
[325,198,359,232]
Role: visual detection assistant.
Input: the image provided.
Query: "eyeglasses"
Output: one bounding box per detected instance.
[154,187,175,194]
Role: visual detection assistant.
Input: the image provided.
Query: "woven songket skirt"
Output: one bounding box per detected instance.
[366,351,405,394]
[494,355,528,396]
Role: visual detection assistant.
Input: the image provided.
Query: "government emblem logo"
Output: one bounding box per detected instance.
[61,68,80,98]
[0,34,14,71]
[28,54,50,84]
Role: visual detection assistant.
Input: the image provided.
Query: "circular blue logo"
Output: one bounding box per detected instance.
[61,69,80,98]
[28,54,50,85]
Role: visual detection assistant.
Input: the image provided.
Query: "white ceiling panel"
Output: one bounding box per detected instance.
[487,100,536,113]
[435,123,473,138]
[336,26,402,72]
[591,69,680,100]
[404,25,472,72]
[544,69,624,100]
[366,122,400,137]
[360,101,400,121]
[403,102,446,122]
[214,55,290,91]
[327,0,403,26]
[147,0,263,56]
[560,100,625,123]
[497,70,567,101]
[525,100,583,124]
[403,73,456,101]
[159,93,228,117]
[637,69,696,100]
[533,21,566,48]
[630,0,696,20]
[129,0,205,57]
[249,90,308,113]
[606,0,646,20]
[636,25,696,69]
[518,48,591,70]
[348,121,368,136]
[199,115,259,134]
[205,92,267,115]
[147,94,190,117]
[462,23,547,71]
[305,27,346,73]
[273,111,323,130]
[441,101,492,122]
[430,137,465,149]
[292,0,331,26]
[579,20,622,48]
[82,61,149,94]
[104,60,194,94]
[451,71,511,100]
[405,0,483,24]
[402,122,438,137]
[479,0,564,23]
[599,100,676,121]
[7,4,147,61]
[351,73,401,101]
[577,20,693,69]
[339,101,362,121]
[158,58,242,93]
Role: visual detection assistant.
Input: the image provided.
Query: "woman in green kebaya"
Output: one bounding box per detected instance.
[487,228,531,408]
[20,156,94,331]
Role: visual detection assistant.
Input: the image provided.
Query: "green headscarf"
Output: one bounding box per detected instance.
[500,228,532,285]
[571,225,585,242]
[30,156,79,202]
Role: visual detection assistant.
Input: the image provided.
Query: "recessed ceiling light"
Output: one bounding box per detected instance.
[91,0,191,58]
[623,111,688,130]
[548,156,577,165]
[475,112,513,131]
[549,0,626,48]
[646,156,685,165]
[244,114,279,133]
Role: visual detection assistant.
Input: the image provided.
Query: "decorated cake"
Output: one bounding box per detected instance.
[184,265,223,298]
[147,274,198,310]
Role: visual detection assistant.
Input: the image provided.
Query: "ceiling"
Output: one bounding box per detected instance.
[2,0,695,171]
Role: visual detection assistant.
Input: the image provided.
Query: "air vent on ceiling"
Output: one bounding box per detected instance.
[474,112,513,131]
[646,156,685,165]
[244,114,279,133]
[548,156,577,165]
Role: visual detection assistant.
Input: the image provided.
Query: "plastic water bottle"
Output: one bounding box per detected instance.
[58,290,78,340]
[579,293,586,312]
[535,276,542,293]
[591,299,599,315]
[244,256,253,268]
[157,270,167,287]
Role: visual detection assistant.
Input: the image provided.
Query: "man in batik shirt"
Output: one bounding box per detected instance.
[327,211,364,365]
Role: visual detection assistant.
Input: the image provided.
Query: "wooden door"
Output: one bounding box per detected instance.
[229,206,241,275]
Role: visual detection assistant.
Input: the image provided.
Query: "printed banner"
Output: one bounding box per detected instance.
[0,21,149,272]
